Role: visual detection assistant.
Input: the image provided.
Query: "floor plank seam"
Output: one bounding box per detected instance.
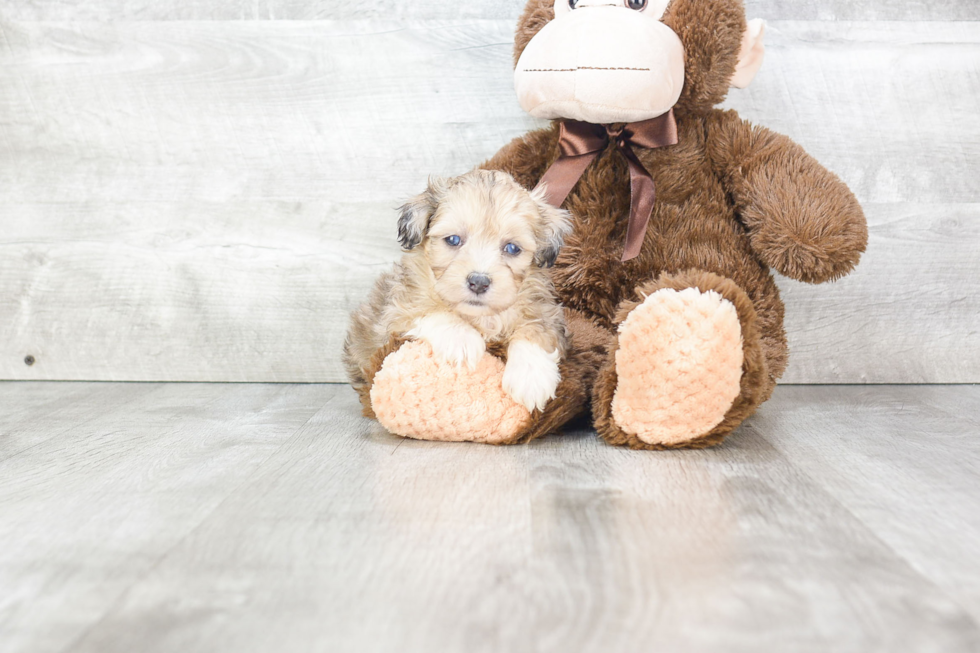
[755,426,980,631]
[53,389,341,653]
[0,384,165,465]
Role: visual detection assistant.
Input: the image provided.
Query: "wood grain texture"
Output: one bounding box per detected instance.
[0,201,402,382]
[1,382,979,652]
[744,0,980,21]
[4,0,978,21]
[0,19,977,382]
[0,382,328,653]
[776,203,980,383]
[758,385,980,623]
[0,382,161,461]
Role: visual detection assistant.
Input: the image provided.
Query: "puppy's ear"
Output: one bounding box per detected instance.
[530,185,573,268]
[397,177,449,250]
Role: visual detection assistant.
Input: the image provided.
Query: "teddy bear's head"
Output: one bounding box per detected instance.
[513,0,765,124]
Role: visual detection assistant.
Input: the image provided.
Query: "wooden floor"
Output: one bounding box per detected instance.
[1,383,979,652]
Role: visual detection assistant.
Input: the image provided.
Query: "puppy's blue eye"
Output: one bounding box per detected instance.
[444,235,461,247]
[504,243,522,256]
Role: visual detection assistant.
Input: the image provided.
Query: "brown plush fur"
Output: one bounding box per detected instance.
[351,334,406,421]
[508,308,614,443]
[484,0,865,447]
[360,0,867,449]
[514,0,749,115]
[592,270,768,449]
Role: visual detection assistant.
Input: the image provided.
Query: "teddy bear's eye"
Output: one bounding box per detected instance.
[445,235,462,247]
[625,0,646,9]
[503,243,522,256]
[568,0,580,8]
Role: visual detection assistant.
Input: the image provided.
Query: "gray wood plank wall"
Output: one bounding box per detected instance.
[0,2,977,383]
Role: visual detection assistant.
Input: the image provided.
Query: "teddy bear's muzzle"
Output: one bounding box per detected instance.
[514,5,685,124]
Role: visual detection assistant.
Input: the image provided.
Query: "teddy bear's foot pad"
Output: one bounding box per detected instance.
[611,288,744,446]
[370,340,531,444]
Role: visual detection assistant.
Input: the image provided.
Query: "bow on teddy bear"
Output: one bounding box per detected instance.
[354,0,867,449]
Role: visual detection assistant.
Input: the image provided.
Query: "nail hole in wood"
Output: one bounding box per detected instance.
[24,355,35,367]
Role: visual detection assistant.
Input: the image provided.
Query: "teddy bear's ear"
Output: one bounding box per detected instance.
[396,177,448,250]
[731,18,766,89]
[530,185,573,268]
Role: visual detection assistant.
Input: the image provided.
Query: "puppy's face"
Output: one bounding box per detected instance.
[398,171,571,317]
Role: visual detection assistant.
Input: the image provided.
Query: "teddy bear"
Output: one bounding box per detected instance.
[349,0,867,449]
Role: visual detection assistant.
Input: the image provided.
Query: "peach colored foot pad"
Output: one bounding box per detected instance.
[612,288,744,446]
[370,340,531,444]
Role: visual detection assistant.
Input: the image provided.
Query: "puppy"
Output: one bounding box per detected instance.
[344,169,572,412]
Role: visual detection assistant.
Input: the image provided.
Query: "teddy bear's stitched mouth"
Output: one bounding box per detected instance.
[521,66,651,72]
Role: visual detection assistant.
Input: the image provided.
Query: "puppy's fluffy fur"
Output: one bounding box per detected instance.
[345,170,572,412]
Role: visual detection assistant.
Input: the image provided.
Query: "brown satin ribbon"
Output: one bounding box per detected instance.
[534,109,678,261]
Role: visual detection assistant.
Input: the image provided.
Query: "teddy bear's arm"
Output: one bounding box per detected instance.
[705,110,868,284]
[479,126,560,190]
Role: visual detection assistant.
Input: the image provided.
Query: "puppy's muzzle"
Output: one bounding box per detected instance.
[466,273,492,295]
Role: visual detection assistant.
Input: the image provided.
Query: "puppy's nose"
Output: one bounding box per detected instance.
[466,273,492,295]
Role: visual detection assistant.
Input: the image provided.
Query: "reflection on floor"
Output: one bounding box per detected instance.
[1,382,978,652]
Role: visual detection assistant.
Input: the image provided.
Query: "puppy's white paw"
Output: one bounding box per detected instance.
[407,313,486,369]
[434,327,486,370]
[502,341,561,412]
